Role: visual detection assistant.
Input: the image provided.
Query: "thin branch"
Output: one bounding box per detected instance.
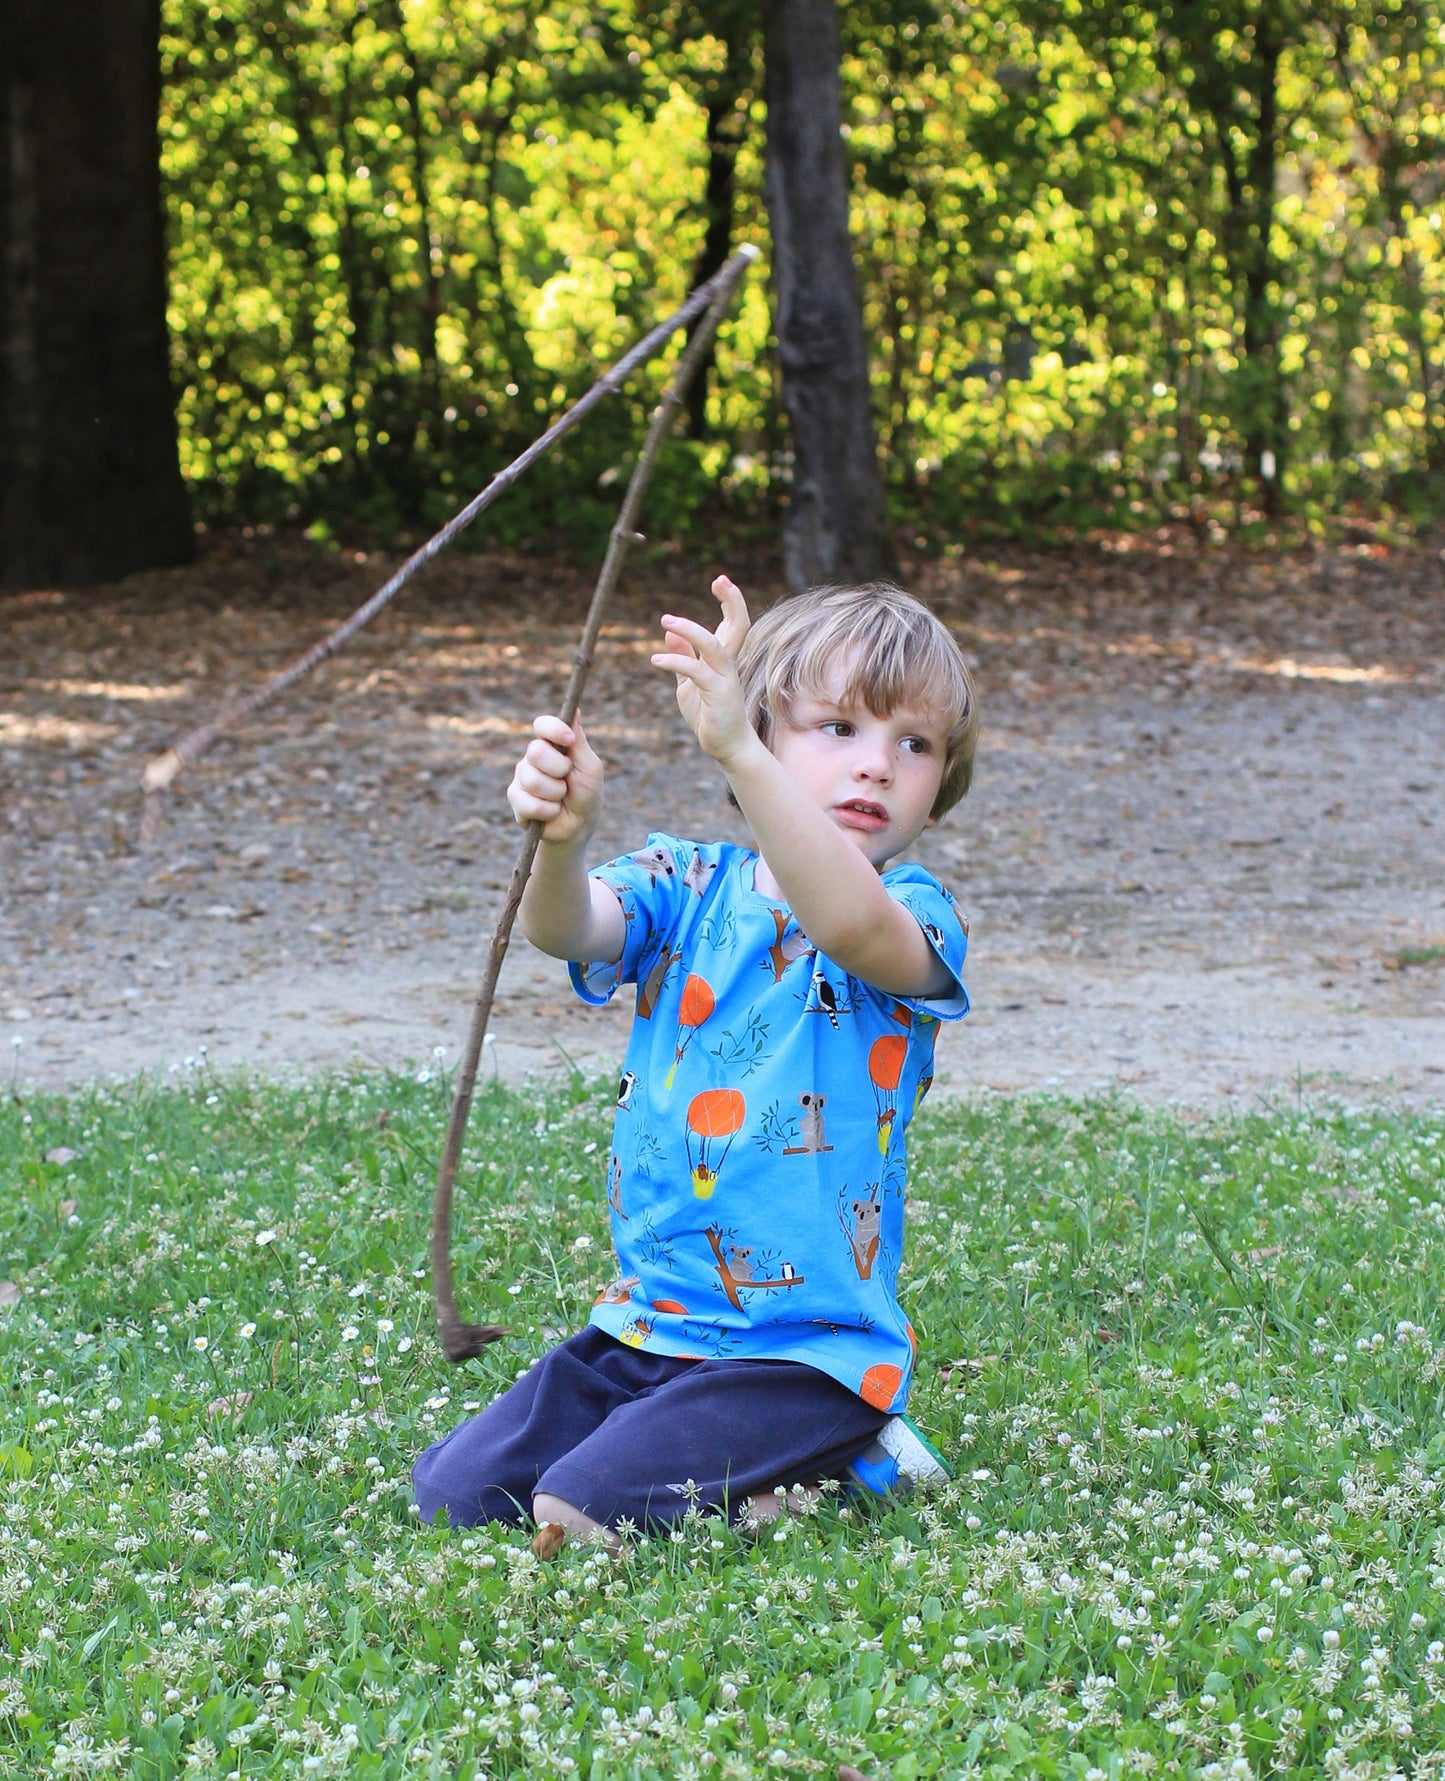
[429,246,759,1363]
[138,246,762,846]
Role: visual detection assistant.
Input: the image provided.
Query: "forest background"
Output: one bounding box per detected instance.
[160,0,1445,554]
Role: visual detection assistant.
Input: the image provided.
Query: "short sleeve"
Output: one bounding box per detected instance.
[883,868,970,1021]
[568,832,693,1006]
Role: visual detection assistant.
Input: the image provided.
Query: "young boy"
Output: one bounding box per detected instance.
[413,575,978,1546]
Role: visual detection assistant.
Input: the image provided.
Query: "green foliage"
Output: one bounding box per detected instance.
[159,0,1445,542]
[2,1075,1445,1773]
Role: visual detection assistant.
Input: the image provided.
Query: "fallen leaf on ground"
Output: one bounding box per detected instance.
[59,1199,77,1220]
[938,1354,994,1378]
[206,1391,255,1420]
[45,1146,81,1165]
[531,1522,567,1560]
[0,1282,20,1308]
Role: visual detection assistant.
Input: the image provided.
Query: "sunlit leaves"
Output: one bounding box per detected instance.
[157,0,1445,540]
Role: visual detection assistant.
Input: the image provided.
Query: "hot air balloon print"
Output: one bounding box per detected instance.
[664,973,715,1088]
[869,1033,908,1154]
[685,1089,745,1199]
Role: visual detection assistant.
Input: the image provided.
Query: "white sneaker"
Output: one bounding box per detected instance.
[847,1413,954,1498]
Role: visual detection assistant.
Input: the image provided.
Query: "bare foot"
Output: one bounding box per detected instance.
[532,1491,621,1554]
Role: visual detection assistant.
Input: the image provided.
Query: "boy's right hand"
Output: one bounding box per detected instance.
[507,715,604,848]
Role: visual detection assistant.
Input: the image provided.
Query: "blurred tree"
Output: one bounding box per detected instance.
[762,0,895,586]
[638,1,759,438]
[1326,0,1445,481]
[1152,0,1305,516]
[150,0,1444,543]
[0,0,192,589]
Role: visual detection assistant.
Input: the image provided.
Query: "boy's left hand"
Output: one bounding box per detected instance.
[652,575,756,766]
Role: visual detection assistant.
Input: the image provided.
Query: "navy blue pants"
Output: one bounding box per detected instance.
[412,1327,887,1531]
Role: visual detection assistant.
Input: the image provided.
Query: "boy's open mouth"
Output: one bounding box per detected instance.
[835,799,888,829]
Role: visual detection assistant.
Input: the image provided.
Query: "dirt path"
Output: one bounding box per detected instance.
[2,535,1442,1111]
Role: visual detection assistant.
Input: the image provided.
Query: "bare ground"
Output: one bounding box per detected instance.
[2,533,1442,1112]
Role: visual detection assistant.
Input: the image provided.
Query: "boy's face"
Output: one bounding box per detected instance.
[768,656,948,870]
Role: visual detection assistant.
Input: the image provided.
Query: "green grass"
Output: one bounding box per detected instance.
[2,1070,1444,1779]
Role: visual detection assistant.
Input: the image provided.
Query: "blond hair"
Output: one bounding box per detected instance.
[735,583,979,817]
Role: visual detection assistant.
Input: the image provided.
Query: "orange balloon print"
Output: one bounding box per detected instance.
[687,1088,745,1138]
[868,1034,907,1091]
[665,974,717,1088]
[859,1362,904,1410]
[678,974,715,1028]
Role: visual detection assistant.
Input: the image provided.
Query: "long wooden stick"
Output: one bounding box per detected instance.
[138,245,762,849]
[430,246,759,1362]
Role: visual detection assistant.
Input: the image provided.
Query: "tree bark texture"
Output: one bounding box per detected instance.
[762,0,894,590]
[0,0,192,589]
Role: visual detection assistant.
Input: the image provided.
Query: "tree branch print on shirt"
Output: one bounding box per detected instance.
[706,1010,770,1079]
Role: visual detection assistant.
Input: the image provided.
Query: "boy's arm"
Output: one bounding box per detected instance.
[718,735,953,998]
[508,715,626,964]
[653,582,955,999]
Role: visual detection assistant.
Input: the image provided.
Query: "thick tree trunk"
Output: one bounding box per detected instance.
[761,0,894,590]
[0,0,192,590]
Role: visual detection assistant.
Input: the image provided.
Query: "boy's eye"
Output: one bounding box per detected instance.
[902,736,933,755]
[821,720,854,738]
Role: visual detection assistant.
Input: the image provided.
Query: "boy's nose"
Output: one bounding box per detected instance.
[854,739,893,781]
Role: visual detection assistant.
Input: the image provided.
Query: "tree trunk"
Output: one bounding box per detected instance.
[0,0,192,590]
[1237,7,1286,517]
[761,0,893,590]
[685,84,746,439]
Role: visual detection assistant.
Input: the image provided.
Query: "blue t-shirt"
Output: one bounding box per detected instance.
[569,833,969,1412]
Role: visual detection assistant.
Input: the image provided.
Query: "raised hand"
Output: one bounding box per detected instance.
[506,714,604,848]
[651,574,755,766]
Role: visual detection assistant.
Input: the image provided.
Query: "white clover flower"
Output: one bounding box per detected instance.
[398,1337,413,1354]
[1257,1625,1273,1642]
[1324,1630,1341,1648]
